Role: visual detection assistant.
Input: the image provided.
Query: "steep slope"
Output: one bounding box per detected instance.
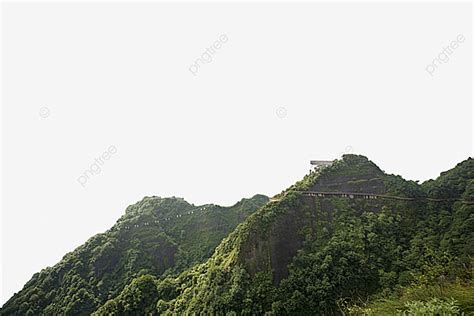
[1,194,268,315]
[94,155,473,315]
[422,159,474,259]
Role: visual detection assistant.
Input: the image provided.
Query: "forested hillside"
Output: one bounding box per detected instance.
[1,195,268,315]
[93,155,473,315]
[2,155,473,315]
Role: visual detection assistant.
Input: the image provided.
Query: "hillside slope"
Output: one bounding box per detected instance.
[1,194,268,315]
[95,155,473,315]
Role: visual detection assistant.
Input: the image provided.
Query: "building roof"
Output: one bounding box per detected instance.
[310,160,334,166]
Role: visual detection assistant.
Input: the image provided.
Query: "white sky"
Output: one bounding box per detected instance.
[1,1,472,305]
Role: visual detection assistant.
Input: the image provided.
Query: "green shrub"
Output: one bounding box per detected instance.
[399,297,461,315]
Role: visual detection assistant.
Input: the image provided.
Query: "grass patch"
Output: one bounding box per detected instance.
[347,283,474,315]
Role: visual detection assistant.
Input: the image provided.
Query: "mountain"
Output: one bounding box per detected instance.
[1,194,268,315]
[3,155,473,315]
[93,155,473,315]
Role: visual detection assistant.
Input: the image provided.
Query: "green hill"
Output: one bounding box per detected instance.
[3,155,473,315]
[94,155,473,315]
[1,194,268,315]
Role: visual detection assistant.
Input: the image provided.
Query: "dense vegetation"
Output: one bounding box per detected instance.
[1,195,268,315]
[2,155,473,315]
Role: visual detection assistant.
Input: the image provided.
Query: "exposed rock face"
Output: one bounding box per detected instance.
[309,155,387,194]
[240,155,407,284]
